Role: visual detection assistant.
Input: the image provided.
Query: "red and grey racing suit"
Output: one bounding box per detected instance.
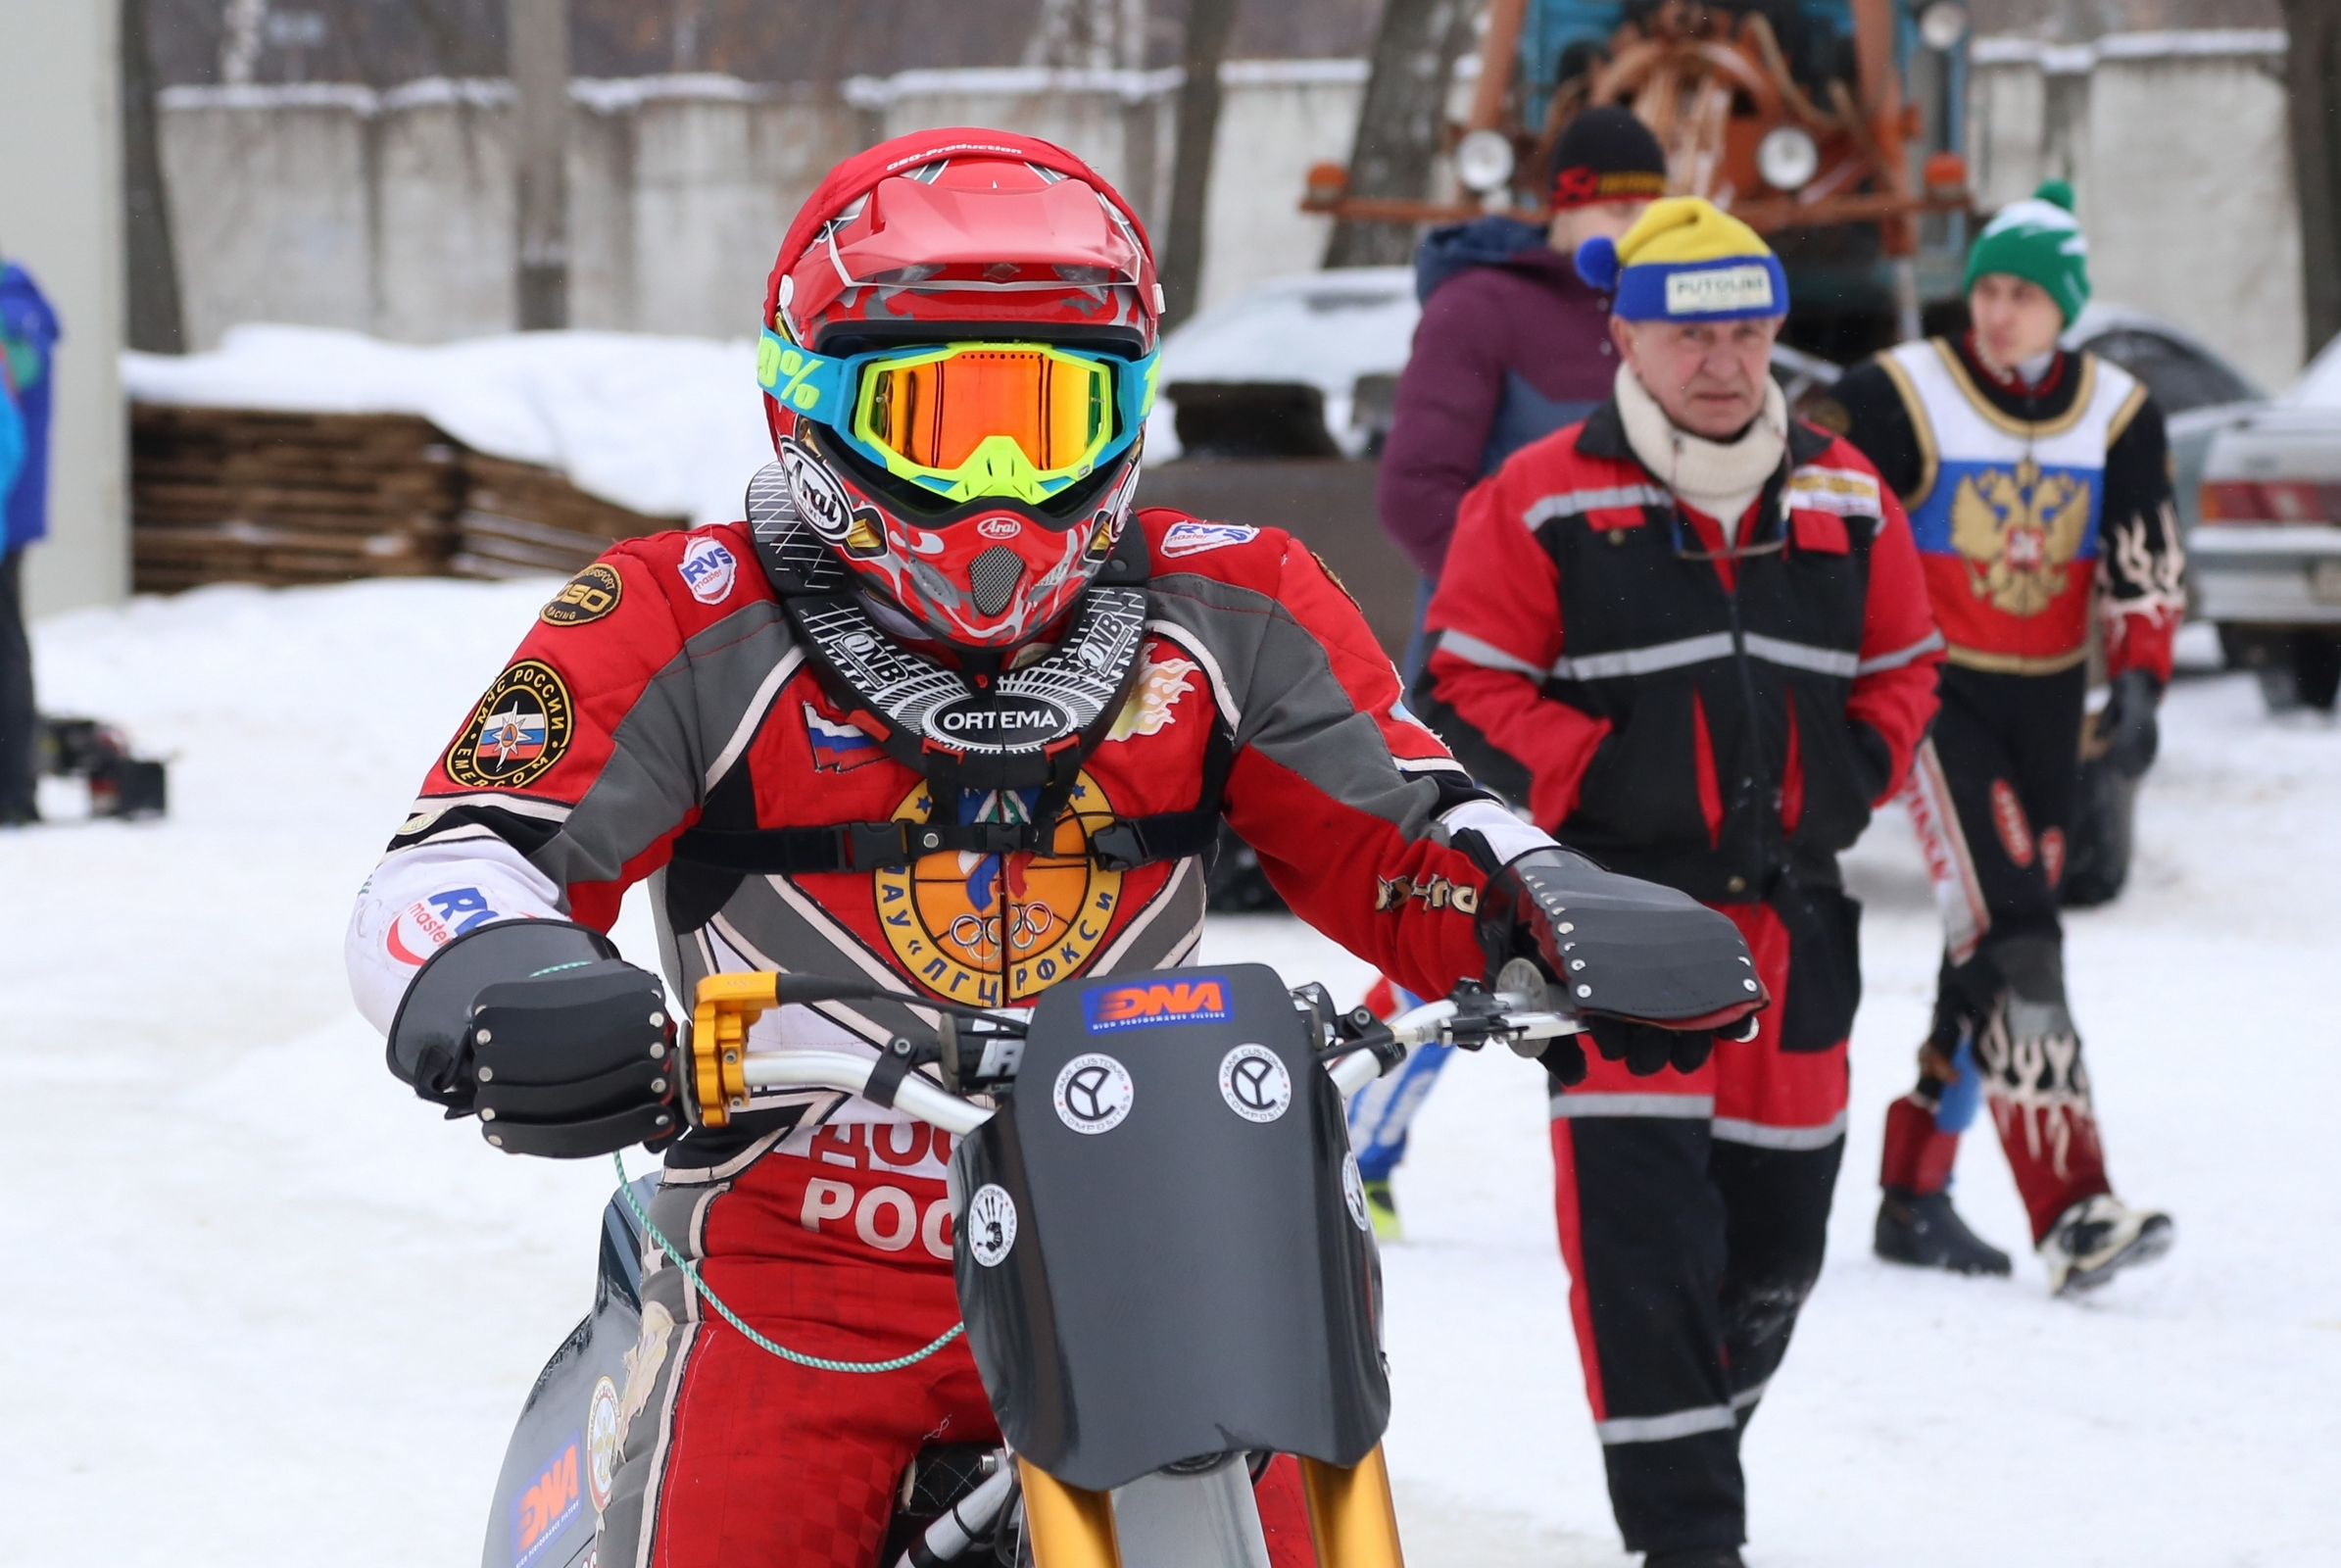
[348,508,1525,1568]
[1827,334,2185,1241]
[1420,401,1941,1556]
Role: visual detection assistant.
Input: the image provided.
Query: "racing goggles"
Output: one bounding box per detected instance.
[757,331,1158,507]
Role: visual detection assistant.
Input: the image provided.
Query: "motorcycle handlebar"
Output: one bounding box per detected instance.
[738,1050,995,1137]
[687,975,1586,1133]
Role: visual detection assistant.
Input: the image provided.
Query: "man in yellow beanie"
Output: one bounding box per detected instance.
[1417,198,1944,1567]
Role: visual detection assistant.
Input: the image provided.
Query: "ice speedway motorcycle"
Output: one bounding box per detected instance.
[471,955,1636,1568]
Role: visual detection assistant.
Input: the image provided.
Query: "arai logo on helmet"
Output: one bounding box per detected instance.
[678,536,737,605]
[775,434,857,542]
[975,516,1023,541]
[922,692,1071,748]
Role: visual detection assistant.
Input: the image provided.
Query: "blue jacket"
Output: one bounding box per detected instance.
[0,263,61,554]
[0,372,22,511]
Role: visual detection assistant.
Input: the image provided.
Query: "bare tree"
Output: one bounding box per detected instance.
[123,0,186,352]
[1324,0,1476,268]
[2283,0,2341,359]
[219,0,266,84]
[511,0,570,328]
[1159,0,1241,326]
[1026,0,1148,68]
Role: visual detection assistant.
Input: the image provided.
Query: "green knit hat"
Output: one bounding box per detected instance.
[1963,179,2090,325]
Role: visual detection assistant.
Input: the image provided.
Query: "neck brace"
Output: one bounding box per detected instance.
[746,459,1151,797]
[1614,365,1788,545]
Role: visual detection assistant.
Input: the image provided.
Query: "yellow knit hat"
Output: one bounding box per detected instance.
[1575,197,1787,321]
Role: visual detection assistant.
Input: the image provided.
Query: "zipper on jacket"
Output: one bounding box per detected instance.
[1716,518,1790,897]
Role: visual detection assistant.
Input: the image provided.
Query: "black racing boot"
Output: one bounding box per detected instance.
[1875,1187,2013,1276]
[1645,1549,1745,1567]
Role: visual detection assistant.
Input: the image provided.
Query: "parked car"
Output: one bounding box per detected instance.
[1148,268,1420,461]
[2193,333,2341,711]
[2062,303,2267,537]
[1153,267,1858,459]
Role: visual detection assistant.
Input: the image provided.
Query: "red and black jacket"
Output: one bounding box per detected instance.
[1420,399,1943,906]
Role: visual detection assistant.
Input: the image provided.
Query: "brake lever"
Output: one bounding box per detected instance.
[1440,979,1510,1052]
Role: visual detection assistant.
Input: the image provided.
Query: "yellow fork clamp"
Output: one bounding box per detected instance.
[1015,1445,1406,1567]
[689,971,782,1128]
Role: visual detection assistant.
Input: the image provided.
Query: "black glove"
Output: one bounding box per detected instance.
[1586,1016,1717,1076]
[468,960,681,1157]
[1466,839,1766,1077]
[2094,668,2162,780]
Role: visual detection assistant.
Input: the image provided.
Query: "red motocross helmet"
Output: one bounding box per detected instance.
[758,129,1163,650]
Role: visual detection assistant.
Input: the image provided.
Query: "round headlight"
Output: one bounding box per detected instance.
[1920,0,1970,51]
[1757,126,1820,192]
[1455,129,1517,196]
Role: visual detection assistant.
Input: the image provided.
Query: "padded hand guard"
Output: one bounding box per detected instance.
[1471,843,1767,1050]
[469,961,681,1157]
[384,921,680,1156]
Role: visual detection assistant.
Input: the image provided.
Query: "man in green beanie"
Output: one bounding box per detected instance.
[1821,179,2184,1295]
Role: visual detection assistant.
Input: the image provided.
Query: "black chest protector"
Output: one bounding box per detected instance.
[668,465,1228,885]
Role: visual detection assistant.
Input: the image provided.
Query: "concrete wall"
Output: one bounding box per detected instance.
[1970,30,2304,389]
[157,61,1368,352]
[0,3,128,614]
[1202,61,1369,307]
[157,41,2310,387]
[846,68,1182,240]
[626,82,855,338]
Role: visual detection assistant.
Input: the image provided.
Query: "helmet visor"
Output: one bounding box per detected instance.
[758,331,1156,509]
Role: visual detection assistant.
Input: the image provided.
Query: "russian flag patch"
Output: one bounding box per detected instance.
[805,706,883,772]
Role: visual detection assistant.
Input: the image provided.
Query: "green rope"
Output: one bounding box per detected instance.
[612,1152,967,1374]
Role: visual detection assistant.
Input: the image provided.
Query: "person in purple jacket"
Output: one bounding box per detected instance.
[1381,107,1667,686]
[1351,109,1667,1239]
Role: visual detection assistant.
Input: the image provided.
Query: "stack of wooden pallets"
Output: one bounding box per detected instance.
[454,453,677,578]
[128,406,682,592]
[130,408,463,591]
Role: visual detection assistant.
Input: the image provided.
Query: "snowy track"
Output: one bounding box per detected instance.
[6,581,2336,1566]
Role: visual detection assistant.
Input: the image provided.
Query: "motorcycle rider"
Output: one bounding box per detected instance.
[1820,179,2181,1291]
[345,130,1759,1568]
[1421,199,1943,1567]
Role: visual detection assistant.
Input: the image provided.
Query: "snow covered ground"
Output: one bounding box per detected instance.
[5,582,2336,1566]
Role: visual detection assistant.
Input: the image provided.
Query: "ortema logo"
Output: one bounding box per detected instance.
[1084,977,1231,1033]
[922,692,1069,748]
[678,536,738,605]
[512,1435,583,1568]
[1665,264,1775,317]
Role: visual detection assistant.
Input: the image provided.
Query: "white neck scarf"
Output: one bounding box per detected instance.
[1614,364,1788,546]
